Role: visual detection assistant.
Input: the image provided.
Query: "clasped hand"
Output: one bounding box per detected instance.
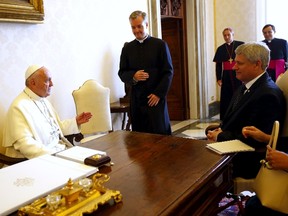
[207,128,222,141]
[133,69,149,81]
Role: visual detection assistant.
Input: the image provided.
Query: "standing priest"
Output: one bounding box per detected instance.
[213,27,244,120]
[118,10,173,135]
[262,24,288,81]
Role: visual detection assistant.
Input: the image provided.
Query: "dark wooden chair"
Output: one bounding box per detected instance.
[0,153,27,166]
[64,133,84,145]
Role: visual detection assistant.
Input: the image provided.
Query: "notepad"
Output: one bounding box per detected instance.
[206,140,255,155]
[55,146,106,164]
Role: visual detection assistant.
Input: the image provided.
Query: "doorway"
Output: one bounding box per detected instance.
[160,0,190,121]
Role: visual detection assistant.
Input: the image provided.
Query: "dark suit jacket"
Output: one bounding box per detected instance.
[262,38,288,61]
[218,72,286,149]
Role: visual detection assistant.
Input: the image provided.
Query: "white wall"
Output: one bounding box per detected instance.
[214,0,258,46]
[266,0,288,41]
[0,0,148,146]
[206,0,218,105]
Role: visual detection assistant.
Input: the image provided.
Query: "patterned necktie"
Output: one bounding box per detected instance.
[232,84,247,111]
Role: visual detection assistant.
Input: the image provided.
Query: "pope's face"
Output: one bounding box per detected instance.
[33,67,53,97]
[130,16,148,40]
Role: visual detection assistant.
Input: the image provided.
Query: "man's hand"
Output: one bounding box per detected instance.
[133,70,149,81]
[207,128,222,141]
[147,94,160,106]
[242,126,271,143]
[76,112,92,125]
[217,80,222,87]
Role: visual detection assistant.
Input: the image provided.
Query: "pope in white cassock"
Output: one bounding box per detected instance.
[2,65,92,159]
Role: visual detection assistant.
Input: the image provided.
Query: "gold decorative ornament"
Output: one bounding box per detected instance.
[18,173,122,215]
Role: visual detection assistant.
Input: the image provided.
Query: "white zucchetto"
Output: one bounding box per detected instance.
[25,65,43,80]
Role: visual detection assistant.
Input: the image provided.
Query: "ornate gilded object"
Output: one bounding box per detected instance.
[18,173,122,215]
[0,0,44,23]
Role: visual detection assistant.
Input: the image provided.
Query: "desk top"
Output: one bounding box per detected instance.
[82,131,232,215]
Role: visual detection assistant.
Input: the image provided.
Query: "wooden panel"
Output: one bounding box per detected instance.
[162,17,189,120]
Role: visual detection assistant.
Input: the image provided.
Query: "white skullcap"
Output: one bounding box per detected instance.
[25,65,43,80]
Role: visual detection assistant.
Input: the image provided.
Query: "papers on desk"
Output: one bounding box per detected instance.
[206,140,255,155]
[0,154,98,215]
[181,122,221,139]
[182,129,206,139]
[55,146,106,164]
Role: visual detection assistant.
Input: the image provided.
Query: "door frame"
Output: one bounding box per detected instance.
[147,0,210,119]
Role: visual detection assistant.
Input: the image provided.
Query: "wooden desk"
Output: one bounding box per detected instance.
[110,101,131,131]
[82,131,234,215]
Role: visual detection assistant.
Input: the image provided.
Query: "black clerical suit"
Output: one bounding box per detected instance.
[213,40,244,120]
[262,38,288,81]
[118,36,173,135]
[218,72,286,178]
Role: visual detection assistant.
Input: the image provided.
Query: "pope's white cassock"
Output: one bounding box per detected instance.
[2,87,79,159]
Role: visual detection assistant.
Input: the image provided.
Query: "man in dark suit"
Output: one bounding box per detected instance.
[207,42,286,178]
[118,10,173,135]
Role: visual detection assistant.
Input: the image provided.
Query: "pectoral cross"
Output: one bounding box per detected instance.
[228,58,233,64]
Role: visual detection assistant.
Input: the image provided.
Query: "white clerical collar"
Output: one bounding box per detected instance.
[267,38,274,43]
[136,34,149,43]
[226,41,233,46]
[24,87,43,101]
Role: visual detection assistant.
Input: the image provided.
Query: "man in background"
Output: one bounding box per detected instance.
[262,24,288,81]
[118,10,173,135]
[213,27,244,120]
[2,65,92,159]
